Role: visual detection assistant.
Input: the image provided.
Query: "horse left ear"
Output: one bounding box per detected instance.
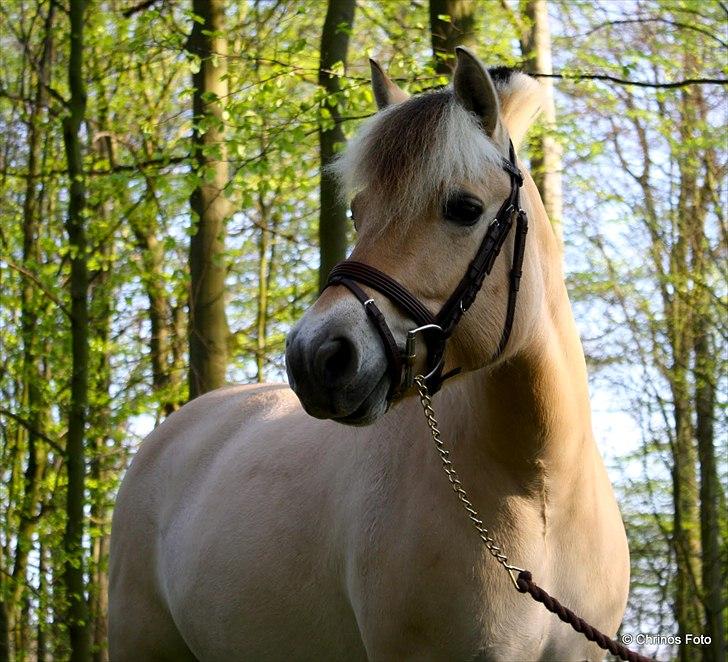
[370,59,409,110]
[453,47,500,137]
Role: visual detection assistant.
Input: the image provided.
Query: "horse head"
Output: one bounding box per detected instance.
[286,48,547,424]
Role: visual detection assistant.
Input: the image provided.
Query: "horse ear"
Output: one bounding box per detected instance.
[369,59,408,110]
[453,47,500,136]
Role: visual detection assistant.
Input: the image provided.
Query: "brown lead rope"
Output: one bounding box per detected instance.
[413,376,653,662]
[515,572,652,662]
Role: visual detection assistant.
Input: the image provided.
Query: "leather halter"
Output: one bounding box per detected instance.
[324,140,528,400]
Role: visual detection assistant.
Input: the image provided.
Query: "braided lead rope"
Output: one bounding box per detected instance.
[515,572,652,662]
[413,376,652,662]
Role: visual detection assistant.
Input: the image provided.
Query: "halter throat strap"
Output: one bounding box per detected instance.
[324,140,527,399]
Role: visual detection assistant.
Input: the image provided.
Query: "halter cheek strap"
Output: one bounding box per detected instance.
[324,140,527,400]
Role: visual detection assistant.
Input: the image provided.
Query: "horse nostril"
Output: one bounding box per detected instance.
[315,337,357,388]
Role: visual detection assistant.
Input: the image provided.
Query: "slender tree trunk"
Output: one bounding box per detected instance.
[317,0,356,290]
[125,151,180,415]
[188,0,230,399]
[0,601,7,662]
[171,302,187,392]
[61,0,90,658]
[689,91,725,662]
[87,133,113,662]
[11,7,55,657]
[131,198,178,414]
[102,75,180,417]
[695,323,724,661]
[671,381,703,656]
[36,542,47,662]
[252,16,272,383]
[256,197,270,382]
[89,513,109,662]
[429,0,476,74]
[670,77,704,660]
[616,74,710,659]
[519,0,563,242]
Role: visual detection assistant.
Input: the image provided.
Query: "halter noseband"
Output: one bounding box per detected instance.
[324,140,528,400]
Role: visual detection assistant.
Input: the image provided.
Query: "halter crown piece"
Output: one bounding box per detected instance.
[324,140,528,401]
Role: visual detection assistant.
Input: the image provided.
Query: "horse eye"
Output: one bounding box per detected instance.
[349,197,361,231]
[443,193,483,226]
[349,208,360,232]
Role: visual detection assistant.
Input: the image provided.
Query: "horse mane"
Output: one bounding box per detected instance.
[488,67,544,148]
[332,68,543,228]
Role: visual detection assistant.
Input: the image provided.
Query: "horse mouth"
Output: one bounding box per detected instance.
[332,371,390,426]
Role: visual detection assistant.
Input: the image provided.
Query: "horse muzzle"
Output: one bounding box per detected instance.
[285,301,391,425]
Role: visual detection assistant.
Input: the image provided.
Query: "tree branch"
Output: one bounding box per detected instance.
[5,260,72,317]
[530,71,728,89]
[0,408,65,455]
[583,17,728,49]
[121,0,161,18]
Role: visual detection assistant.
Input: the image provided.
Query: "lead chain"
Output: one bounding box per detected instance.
[414,375,524,589]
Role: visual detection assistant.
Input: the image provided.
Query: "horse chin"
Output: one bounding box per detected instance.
[331,371,390,427]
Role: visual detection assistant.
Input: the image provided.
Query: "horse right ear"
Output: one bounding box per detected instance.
[369,59,408,110]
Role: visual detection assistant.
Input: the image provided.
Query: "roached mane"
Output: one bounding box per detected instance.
[331,68,543,228]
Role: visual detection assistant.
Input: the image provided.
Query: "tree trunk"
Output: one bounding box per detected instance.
[429,0,477,74]
[671,381,703,656]
[61,0,90,658]
[36,542,47,662]
[255,197,270,383]
[694,321,724,661]
[131,196,179,415]
[87,135,114,662]
[101,71,181,418]
[670,76,704,660]
[188,0,230,399]
[11,6,55,657]
[519,0,563,243]
[89,528,109,662]
[0,600,7,662]
[614,67,711,659]
[688,90,725,662]
[317,0,356,290]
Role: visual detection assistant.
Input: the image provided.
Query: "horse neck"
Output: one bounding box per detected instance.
[442,185,594,474]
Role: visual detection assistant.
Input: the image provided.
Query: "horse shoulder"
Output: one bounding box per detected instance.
[112,384,370,659]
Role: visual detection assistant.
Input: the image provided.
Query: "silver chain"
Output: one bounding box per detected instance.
[414,375,524,590]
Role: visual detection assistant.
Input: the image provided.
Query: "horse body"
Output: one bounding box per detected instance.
[110,48,629,660]
[110,328,627,660]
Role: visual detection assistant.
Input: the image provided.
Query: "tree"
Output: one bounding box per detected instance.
[11,3,55,656]
[520,0,563,240]
[188,0,231,399]
[501,0,563,241]
[61,0,91,657]
[317,0,356,290]
[429,0,477,74]
[692,153,724,661]
[558,3,726,657]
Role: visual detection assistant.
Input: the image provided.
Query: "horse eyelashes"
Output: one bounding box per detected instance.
[443,193,484,226]
[349,196,362,231]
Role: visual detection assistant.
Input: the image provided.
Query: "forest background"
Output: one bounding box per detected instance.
[0,0,725,660]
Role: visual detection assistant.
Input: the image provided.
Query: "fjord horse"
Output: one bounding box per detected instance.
[109,48,629,661]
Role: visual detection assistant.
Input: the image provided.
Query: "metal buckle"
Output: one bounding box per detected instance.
[403,324,443,389]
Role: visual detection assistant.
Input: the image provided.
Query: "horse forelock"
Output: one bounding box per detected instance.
[331,88,504,231]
